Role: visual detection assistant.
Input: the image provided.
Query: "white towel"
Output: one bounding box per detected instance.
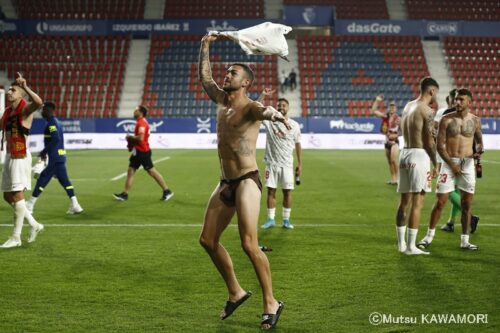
[209,22,292,60]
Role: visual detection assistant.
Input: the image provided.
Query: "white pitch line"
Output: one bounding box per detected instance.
[482,159,500,165]
[110,156,171,181]
[1,224,499,228]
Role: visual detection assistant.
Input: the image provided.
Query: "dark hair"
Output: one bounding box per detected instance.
[231,63,254,86]
[456,88,473,101]
[419,77,439,93]
[278,98,289,105]
[43,101,56,112]
[448,88,457,99]
[138,105,148,117]
[445,96,450,105]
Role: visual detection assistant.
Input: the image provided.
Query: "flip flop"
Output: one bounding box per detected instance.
[261,301,284,330]
[221,291,252,320]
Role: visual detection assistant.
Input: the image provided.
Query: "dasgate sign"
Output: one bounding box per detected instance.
[336,19,467,37]
[346,22,402,34]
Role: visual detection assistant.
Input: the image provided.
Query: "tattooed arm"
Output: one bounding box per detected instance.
[198,35,225,104]
[422,108,437,167]
[474,116,484,157]
[437,117,461,175]
[257,88,275,103]
[250,102,291,130]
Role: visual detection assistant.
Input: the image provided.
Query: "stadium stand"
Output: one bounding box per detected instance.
[406,0,500,21]
[0,34,129,118]
[164,0,264,18]
[444,37,499,117]
[297,35,429,116]
[16,0,145,19]
[283,0,389,19]
[143,35,277,117]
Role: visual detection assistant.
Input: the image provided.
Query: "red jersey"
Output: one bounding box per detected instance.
[134,116,150,152]
[386,113,401,142]
[1,99,28,158]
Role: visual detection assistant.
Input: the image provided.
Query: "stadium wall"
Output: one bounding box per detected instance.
[27,117,500,151]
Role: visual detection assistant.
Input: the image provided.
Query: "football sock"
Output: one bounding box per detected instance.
[407,228,419,249]
[461,234,470,247]
[449,190,461,210]
[450,205,461,223]
[12,200,26,238]
[267,208,275,220]
[24,208,39,227]
[396,226,406,250]
[283,208,291,220]
[71,196,79,206]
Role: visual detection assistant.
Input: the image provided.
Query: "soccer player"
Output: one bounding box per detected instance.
[371,95,401,185]
[395,77,439,255]
[113,105,174,201]
[198,34,286,330]
[433,89,479,233]
[258,89,302,229]
[0,73,44,248]
[26,102,83,215]
[417,88,483,250]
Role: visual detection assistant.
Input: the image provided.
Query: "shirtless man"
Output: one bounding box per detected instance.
[395,77,439,255]
[417,88,483,250]
[198,35,288,330]
[1,73,45,248]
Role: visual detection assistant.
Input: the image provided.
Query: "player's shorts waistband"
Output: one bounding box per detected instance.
[402,148,426,151]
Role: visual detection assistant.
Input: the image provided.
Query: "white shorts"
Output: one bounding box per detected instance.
[1,152,32,192]
[397,148,431,193]
[436,157,475,194]
[264,164,294,190]
[436,151,443,164]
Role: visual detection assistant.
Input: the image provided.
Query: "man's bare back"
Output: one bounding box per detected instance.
[401,100,433,149]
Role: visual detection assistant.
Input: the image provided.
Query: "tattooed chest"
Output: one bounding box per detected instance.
[447,119,475,137]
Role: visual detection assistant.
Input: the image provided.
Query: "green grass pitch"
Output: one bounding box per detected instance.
[1,149,499,332]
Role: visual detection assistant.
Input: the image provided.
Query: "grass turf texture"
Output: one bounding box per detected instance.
[0,149,499,333]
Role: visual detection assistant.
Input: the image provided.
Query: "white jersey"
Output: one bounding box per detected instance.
[434,107,447,123]
[263,118,301,168]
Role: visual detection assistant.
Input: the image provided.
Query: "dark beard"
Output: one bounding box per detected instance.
[222,86,236,92]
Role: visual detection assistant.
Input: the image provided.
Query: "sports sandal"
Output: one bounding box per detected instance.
[220,291,252,320]
[261,301,284,330]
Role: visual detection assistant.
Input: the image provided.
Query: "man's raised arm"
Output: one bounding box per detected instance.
[198,35,225,104]
[250,102,291,130]
[17,73,43,117]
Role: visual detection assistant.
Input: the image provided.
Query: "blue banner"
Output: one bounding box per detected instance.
[30,117,499,134]
[335,19,467,37]
[0,19,277,36]
[284,6,334,26]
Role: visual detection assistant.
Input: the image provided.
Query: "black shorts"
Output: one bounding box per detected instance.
[129,150,154,171]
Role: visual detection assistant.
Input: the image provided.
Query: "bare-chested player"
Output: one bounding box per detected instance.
[198,35,288,330]
[417,88,483,250]
[395,77,439,255]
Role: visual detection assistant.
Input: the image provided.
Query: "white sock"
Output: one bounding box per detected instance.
[283,208,291,220]
[425,228,435,241]
[461,234,469,246]
[396,226,406,250]
[70,196,79,206]
[267,208,276,220]
[407,228,419,249]
[24,208,39,227]
[29,196,38,204]
[12,200,26,238]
